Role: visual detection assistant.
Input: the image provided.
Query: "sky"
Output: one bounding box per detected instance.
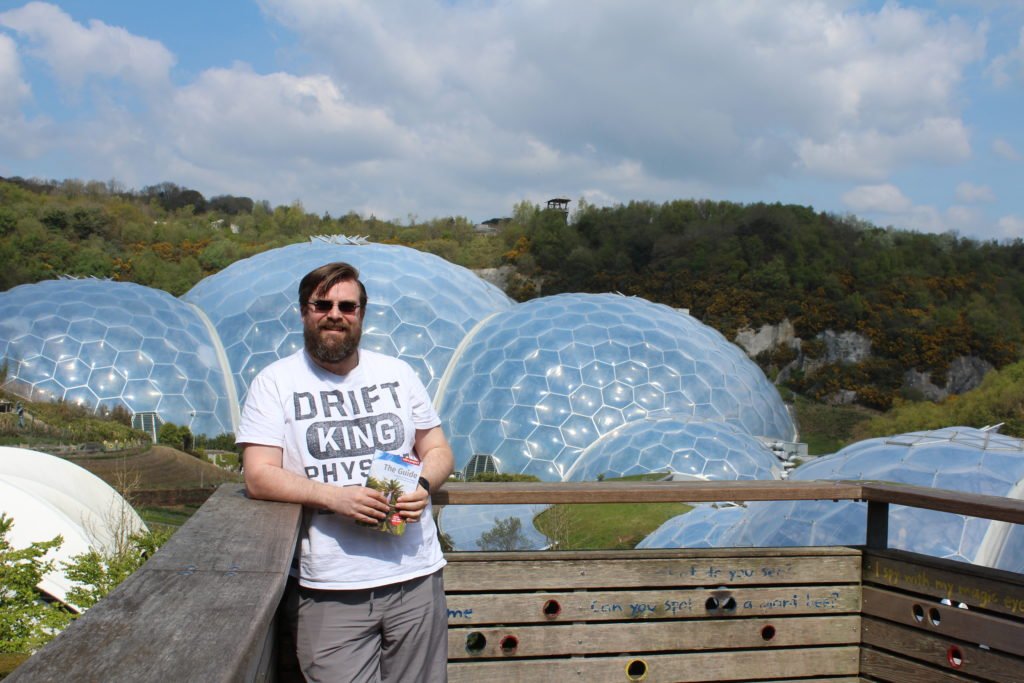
[0,1,1022,240]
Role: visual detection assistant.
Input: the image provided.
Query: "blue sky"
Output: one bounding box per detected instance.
[1,1,1022,240]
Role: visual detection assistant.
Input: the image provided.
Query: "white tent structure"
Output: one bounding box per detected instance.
[0,447,147,610]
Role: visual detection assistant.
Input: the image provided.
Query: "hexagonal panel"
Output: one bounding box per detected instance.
[0,278,234,436]
[437,293,794,480]
[719,427,1024,569]
[183,239,512,401]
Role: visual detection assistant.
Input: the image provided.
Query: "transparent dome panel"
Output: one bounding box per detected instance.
[566,417,781,482]
[0,279,234,436]
[638,504,748,549]
[718,427,1024,566]
[185,239,511,401]
[437,292,794,480]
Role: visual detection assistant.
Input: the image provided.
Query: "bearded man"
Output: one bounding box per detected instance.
[238,261,453,683]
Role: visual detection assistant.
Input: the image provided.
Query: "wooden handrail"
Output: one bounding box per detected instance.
[432,479,865,505]
[432,480,1024,524]
[7,479,1023,682]
[859,481,1024,524]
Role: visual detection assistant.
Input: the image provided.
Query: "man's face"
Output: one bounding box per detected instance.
[302,279,364,365]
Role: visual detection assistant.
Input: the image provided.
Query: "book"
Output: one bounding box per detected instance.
[361,449,423,535]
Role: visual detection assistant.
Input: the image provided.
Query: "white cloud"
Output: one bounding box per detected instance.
[992,137,1022,161]
[0,1,1006,228]
[0,32,54,163]
[842,184,913,213]
[167,66,414,165]
[798,118,971,180]
[955,181,995,202]
[0,2,174,92]
[996,215,1024,239]
[0,33,30,113]
[987,26,1024,86]
[841,185,1013,240]
[259,0,985,185]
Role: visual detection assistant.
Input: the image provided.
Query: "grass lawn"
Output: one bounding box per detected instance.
[139,504,201,531]
[792,396,878,456]
[535,501,692,550]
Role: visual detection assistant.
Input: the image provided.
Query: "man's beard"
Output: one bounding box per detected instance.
[304,319,361,364]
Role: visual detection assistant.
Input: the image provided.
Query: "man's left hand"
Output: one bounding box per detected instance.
[395,484,429,522]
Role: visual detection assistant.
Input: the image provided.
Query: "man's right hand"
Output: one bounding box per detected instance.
[326,486,390,523]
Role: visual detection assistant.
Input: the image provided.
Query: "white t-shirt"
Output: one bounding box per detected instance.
[236,348,446,590]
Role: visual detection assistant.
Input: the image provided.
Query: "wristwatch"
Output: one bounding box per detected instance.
[418,476,431,493]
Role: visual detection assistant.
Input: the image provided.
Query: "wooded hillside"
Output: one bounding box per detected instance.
[2,176,1022,415]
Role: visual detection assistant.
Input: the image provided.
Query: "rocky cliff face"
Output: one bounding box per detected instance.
[903,356,994,402]
[734,320,992,403]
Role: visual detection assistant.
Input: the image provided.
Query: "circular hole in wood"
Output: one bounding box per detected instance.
[625,659,648,681]
[929,607,942,626]
[465,632,487,654]
[722,597,737,611]
[761,625,776,641]
[705,597,719,611]
[946,645,964,668]
[912,604,925,622]
[542,599,562,617]
[499,635,518,654]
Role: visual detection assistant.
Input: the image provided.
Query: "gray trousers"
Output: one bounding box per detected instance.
[291,570,448,683]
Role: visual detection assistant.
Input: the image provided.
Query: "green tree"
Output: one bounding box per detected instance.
[476,516,532,551]
[62,528,172,611]
[0,514,73,654]
[157,422,193,450]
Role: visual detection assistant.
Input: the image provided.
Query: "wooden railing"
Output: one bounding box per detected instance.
[7,480,1024,682]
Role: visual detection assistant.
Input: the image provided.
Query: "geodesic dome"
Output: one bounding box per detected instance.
[436,292,795,481]
[565,416,782,482]
[637,503,747,549]
[183,238,513,403]
[718,427,1024,570]
[0,278,234,436]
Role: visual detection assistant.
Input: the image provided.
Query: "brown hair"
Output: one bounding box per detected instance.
[298,262,368,310]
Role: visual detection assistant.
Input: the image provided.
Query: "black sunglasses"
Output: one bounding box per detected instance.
[308,299,361,314]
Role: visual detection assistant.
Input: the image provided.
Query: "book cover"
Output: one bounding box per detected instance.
[361,449,423,535]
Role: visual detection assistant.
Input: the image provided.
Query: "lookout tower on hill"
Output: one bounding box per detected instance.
[546,197,570,224]
[546,197,570,213]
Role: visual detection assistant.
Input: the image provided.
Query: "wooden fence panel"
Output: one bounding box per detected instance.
[863,549,1024,620]
[446,584,860,624]
[444,548,862,592]
[447,646,862,683]
[448,615,859,659]
[862,586,1024,657]
[860,648,980,683]
[861,616,1024,683]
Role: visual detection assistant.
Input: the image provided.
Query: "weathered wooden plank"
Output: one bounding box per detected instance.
[8,484,300,683]
[448,615,859,659]
[860,482,1024,525]
[863,548,1024,620]
[445,554,862,592]
[447,646,861,683]
[434,480,865,505]
[144,483,301,573]
[860,648,980,683]
[8,569,283,683]
[862,586,1024,657]
[861,616,1024,683]
[446,585,860,624]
